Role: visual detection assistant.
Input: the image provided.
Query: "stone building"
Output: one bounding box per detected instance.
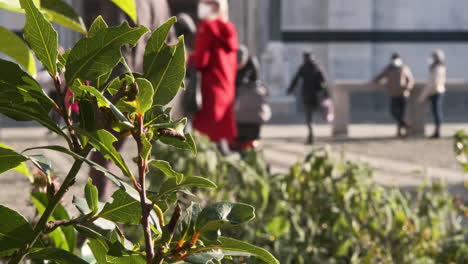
[260,0,468,121]
[2,0,468,122]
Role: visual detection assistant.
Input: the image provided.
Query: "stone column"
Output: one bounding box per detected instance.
[331,84,350,136]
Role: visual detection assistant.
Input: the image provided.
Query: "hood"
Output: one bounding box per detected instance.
[203,19,238,52]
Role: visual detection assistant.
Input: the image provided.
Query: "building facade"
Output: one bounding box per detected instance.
[262,0,468,120]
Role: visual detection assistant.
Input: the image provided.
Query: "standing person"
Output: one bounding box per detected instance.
[191,0,239,154]
[287,52,327,144]
[373,53,415,137]
[419,50,447,138]
[233,45,271,151]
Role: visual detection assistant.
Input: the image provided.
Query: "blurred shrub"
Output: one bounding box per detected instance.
[151,133,468,263]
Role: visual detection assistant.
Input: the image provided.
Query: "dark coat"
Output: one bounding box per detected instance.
[236,56,260,88]
[288,61,326,106]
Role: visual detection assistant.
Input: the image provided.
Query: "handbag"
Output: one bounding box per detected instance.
[235,81,272,124]
[182,66,202,115]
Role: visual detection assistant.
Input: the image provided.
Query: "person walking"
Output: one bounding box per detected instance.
[287,52,327,144]
[233,45,271,151]
[419,50,447,138]
[190,0,239,154]
[373,53,415,137]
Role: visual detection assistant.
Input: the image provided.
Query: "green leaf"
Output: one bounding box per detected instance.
[0,0,25,13]
[24,145,142,202]
[160,132,197,155]
[88,16,108,37]
[71,83,133,128]
[98,189,141,225]
[0,145,29,175]
[135,78,154,114]
[28,248,88,264]
[195,237,280,264]
[41,0,86,34]
[79,129,133,178]
[150,160,184,184]
[29,154,52,175]
[0,59,69,140]
[20,0,58,75]
[78,99,97,133]
[0,205,34,254]
[66,22,148,84]
[195,203,255,240]
[154,176,217,201]
[43,8,87,34]
[0,26,36,75]
[183,252,224,264]
[73,196,91,215]
[86,178,100,214]
[109,0,137,24]
[144,33,186,105]
[31,192,76,251]
[98,190,161,232]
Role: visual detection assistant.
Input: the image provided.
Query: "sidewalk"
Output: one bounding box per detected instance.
[261,123,468,189]
[1,123,468,218]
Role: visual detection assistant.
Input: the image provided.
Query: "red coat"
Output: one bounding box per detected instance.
[191,19,239,142]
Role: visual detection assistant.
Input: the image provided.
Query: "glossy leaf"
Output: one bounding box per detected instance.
[144,17,186,105]
[85,178,99,214]
[29,248,88,264]
[43,8,87,34]
[195,237,280,264]
[73,196,91,215]
[29,154,52,176]
[159,132,197,155]
[65,22,148,83]
[154,176,217,201]
[79,129,132,178]
[71,83,133,128]
[195,203,255,240]
[20,0,58,75]
[98,190,161,232]
[31,192,76,251]
[109,0,137,24]
[150,160,183,184]
[0,26,36,75]
[0,59,68,140]
[0,0,24,12]
[0,145,29,175]
[0,205,34,254]
[88,16,108,37]
[24,145,142,201]
[98,189,141,225]
[40,0,86,34]
[134,78,154,114]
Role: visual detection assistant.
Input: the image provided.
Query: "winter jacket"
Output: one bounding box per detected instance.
[288,61,326,106]
[374,64,415,98]
[191,18,239,142]
[420,64,446,101]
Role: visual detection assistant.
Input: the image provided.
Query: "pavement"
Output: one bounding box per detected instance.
[1,123,468,220]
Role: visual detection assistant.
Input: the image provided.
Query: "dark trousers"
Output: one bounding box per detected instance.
[429,93,444,135]
[390,96,407,128]
[304,104,318,142]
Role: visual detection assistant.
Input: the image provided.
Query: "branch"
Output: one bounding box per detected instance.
[133,114,155,263]
[9,146,93,264]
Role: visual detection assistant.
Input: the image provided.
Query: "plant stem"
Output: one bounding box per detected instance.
[9,147,91,264]
[134,114,155,263]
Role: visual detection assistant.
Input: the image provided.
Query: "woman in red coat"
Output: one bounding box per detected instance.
[191,0,239,148]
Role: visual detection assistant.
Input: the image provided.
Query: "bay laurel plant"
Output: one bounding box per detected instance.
[154,135,468,264]
[0,0,279,263]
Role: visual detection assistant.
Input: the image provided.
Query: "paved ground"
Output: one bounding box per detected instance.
[1,123,468,220]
